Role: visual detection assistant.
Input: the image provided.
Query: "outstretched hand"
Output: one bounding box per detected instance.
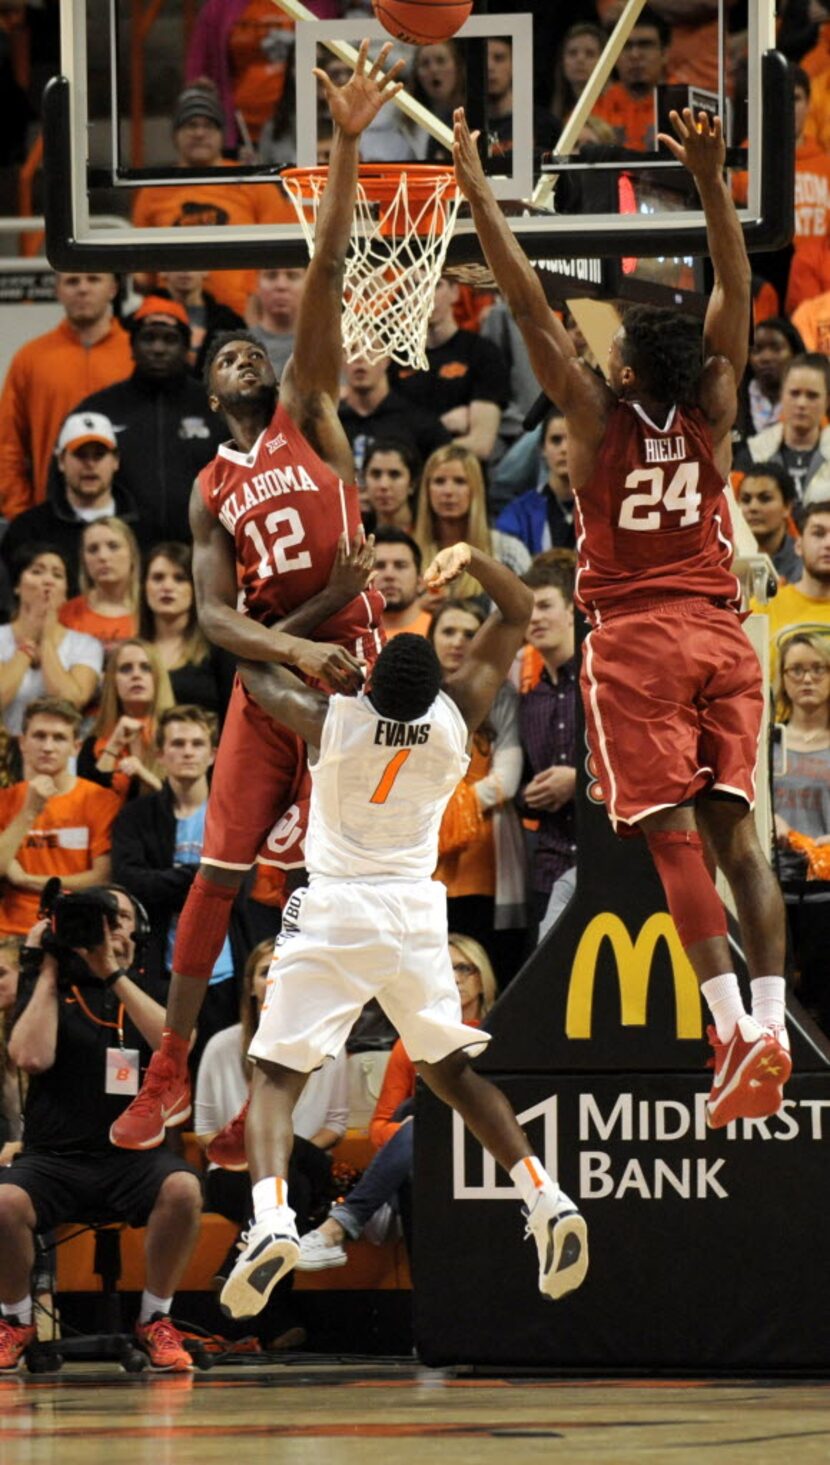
[315,39,405,139]
[423,541,473,590]
[657,108,725,185]
[327,531,376,602]
[452,107,488,202]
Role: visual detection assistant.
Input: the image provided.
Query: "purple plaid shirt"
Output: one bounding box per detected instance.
[517,657,578,894]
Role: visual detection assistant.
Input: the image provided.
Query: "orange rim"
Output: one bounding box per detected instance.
[282,163,455,204]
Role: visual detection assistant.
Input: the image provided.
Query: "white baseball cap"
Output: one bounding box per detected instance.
[57,412,118,455]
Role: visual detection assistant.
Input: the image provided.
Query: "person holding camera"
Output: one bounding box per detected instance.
[0,885,202,1372]
[0,698,121,938]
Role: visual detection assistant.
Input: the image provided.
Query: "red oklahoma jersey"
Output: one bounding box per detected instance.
[574,400,740,627]
[198,401,384,658]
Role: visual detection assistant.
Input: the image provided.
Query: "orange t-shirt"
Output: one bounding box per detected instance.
[59,598,137,653]
[384,610,433,641]
[0,318,133,519]
[229,0,294,143]
[132,170,295,317]
[791,291,830,356]
[592,84,656,152]
[800,24,830,80]
[0,778,120,934]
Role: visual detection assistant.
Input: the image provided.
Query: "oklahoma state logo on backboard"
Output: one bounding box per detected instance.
[566,912,702,1040]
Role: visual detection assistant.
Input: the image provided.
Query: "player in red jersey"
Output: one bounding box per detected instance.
[452,106,791,1127]
[112,41,405,1152]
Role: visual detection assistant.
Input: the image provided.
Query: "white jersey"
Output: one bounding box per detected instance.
[305,690,470,881]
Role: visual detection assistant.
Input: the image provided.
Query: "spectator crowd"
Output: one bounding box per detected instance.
[0,0,828,1368]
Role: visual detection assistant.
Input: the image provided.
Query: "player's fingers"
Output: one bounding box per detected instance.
[656,133,684,161]
[312,68,335,97]
[381,58,407,88]
[355,38,369,75]
[671,108,691,138]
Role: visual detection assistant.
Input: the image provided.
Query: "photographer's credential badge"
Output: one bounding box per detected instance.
[106,1047,140,1096]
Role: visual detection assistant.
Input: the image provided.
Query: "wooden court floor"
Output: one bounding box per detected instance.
[2,1362,830,1464]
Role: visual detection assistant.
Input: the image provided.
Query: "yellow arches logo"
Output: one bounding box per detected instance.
[566,913,702,1040]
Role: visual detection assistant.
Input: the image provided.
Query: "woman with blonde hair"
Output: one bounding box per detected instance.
[297,934,497,1270]
[60,517,141,650]
[77,638,174,802]
[773,632,830,1032]
[414,445,529,603]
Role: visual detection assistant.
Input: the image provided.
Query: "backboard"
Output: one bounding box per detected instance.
[43,0,791,297]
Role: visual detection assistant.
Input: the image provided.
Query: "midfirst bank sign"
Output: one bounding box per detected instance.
[452,910,827,1204]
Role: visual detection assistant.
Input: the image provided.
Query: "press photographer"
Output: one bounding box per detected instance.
[0,884,202,1373]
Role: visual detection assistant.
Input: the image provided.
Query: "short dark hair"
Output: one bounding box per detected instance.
[369,634,442,722]
[541,404,566,436]
[523,549,576,606]
[156,704,219,751]
[202,329,266,390]
[753,316,806,357]
[21,697,82,735]
[373,526,422,573]
[631,5,670,47]
[10,541,70,594]
[364,437,422,487]
[620,304,702,407]
[740,461,797,506]
[783,352,830,396]
[798,499,830,532]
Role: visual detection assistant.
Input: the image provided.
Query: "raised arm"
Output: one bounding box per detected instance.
[425,543,532,734]
[190,485,367,694]
[452,109,611,442]
[280,40,403,468]
[658,109,751,429]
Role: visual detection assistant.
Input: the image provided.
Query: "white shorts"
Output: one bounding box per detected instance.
[248,878,491,1072]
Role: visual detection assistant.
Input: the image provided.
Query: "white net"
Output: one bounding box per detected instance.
[282,167,462,371]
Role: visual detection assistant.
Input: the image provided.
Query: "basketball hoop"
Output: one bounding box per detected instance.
[281,164,462,371]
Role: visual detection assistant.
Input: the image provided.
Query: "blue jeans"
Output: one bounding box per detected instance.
[330,1120,413,1239]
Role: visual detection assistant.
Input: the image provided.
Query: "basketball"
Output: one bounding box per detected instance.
[372,0,473,46]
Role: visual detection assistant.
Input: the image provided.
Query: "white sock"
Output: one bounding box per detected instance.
[252,1176,290,1226]
[510,1156,559,1211]
[1,1295,32,1326]
[139,1290,172,1325]
[751,976,787,1029]
[701,972,746,1043]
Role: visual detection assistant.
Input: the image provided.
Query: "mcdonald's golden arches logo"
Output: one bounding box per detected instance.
[566,912,702,1040]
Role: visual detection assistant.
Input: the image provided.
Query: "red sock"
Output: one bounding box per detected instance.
[172,871,238,982]
[160,1029,190,1071]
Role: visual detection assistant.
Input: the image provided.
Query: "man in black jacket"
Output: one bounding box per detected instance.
[48,297,225,544]
[1,412,151,595]
[111,705,253,1059]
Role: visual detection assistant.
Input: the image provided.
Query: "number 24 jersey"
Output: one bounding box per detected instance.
[574,399,741,626]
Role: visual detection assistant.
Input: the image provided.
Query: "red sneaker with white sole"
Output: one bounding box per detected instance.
[706,1016,788,1128]
[109,1051,191,1150]
[206,1100,249,1171]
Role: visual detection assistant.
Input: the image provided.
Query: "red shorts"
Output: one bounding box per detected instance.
[202,677,309,871]
[581,599,763,833]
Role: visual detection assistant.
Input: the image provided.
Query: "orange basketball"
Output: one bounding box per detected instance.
[372,0,473,46]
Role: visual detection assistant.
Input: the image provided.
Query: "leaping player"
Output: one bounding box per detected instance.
[451,105,790,1128]
[112,41,405,1153]
[218,543,588,1318]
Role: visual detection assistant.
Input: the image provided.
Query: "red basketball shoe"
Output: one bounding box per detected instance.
[109,1052,191,1150]
[0,1318,36,1372]
[206,1100,250,1171]
[135,1314,194,1372]
[706,1016,786,1128]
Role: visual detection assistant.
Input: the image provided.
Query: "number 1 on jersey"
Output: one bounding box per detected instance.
[370,749,411,805]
